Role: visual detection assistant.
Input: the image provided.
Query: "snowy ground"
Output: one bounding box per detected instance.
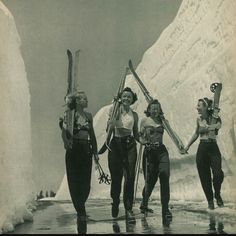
[8,198,236,234]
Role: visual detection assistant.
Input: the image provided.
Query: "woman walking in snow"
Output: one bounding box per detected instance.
[139,99,172,225]
[184,97,224,210]
[107,87,139,223]
[59,91,98,234]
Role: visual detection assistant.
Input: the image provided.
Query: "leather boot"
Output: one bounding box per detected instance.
[126,210,136,224]
[77,215,87,234]
[215,193,224,207]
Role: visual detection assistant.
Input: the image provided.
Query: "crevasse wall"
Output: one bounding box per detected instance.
[0,1,35,233]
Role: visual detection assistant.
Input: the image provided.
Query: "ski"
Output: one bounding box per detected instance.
[208,82,222,138]
[61,49,80,149]
[98,67,129,154]
[209,82,222,123]
[128,59,186,154]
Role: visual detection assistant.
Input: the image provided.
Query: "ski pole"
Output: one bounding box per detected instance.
[133,144,143,206]
[94,155,111,185]
[144,148,150,217]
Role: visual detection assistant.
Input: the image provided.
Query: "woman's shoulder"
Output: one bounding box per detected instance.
[140,116,150,125]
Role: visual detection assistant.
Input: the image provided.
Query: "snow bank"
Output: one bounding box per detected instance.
[0,1,36,233]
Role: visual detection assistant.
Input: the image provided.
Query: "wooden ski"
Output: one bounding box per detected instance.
[128,59,186,154]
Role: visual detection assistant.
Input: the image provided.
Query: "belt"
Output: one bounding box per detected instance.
[114,135,133,140]
[73,139,90,144]
[200,139,216,143]
[113,135,134,143]
[145,142,163,149]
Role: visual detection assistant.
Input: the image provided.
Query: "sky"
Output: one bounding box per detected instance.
[2,0,182,192]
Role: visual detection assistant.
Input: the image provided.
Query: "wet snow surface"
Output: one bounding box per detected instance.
[9,199,236,234]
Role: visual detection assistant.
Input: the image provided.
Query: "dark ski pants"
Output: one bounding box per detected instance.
[108,136,137,211]
[196,141,224,202]
[65,139,93,217]
[141,144,170,210]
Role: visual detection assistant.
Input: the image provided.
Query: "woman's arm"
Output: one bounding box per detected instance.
[199,121,221,134]
[87,113,98,155]
[208,120,222,131]
[132,111,140,142]
[138,118,148,145]
[184,119,199,152]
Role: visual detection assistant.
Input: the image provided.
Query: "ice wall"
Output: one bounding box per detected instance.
[0,1,35,233]
[125,0,236,202]
[56,0,236,203]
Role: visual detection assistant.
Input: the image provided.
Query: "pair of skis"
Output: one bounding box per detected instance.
[209,82,222,134]
[62,49,110,184]
[128,59,186,208]
[128,59,186,154]
[61,49,80,150]
[98,67,129,154]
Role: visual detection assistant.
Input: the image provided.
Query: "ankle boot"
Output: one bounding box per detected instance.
[126,210,136,224]
[77,215,87,234]
[215,193,224,207]
[111,203,119,218]
[208,200,215,210]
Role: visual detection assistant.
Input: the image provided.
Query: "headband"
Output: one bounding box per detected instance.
[202,98,208,107]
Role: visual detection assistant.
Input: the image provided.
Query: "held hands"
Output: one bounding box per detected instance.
[178,145,187,155]
[179,144,189,155]
[183,145,190,154]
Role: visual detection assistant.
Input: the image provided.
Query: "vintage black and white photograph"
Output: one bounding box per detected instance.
[0,0,236,234]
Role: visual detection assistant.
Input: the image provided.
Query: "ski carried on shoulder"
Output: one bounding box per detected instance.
[209,82,222,124]
[208,82,223,138]
[128,59,186,154]
[61,49,80,150]
[98,67,129,154]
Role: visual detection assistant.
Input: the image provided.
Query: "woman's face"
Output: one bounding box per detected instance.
[121,91,133,106]
[149,103,161,118]
[196,101,207,115]
[75,94,88,108]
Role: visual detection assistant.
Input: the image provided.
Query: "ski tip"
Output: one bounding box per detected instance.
[67,49,72,55]
[128,60,133,68]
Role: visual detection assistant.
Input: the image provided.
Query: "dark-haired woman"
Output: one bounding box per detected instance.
[184,97,224,210]
[139,99,172,224]
[59,91,98,234]
[107,87,139,223]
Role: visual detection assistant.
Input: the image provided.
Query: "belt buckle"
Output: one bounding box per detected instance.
[146,142,160,150]
[153,142,160,148]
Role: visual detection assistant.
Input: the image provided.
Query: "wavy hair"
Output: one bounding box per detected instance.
[119,87,138,105]
[198,97,213,116]
[144,99,164,118]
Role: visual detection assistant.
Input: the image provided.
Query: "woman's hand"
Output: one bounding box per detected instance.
[179,144,187,154]
[107,119,116,128]
[180,145,189,155]
[93,154,99,170]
